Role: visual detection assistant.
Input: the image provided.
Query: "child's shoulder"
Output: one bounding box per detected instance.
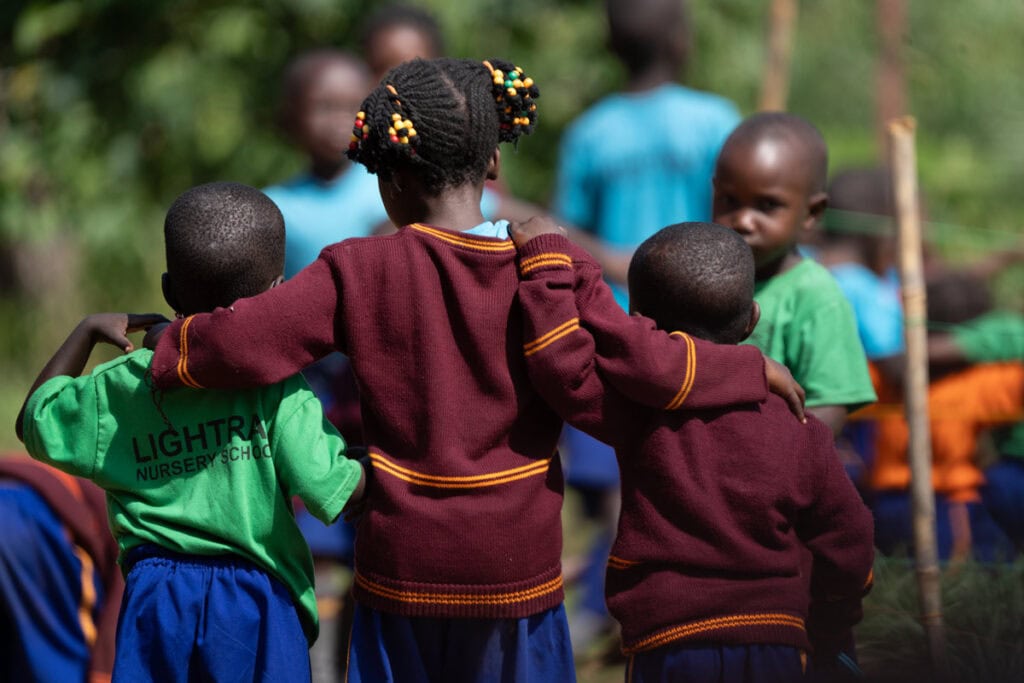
[761,258,849,309]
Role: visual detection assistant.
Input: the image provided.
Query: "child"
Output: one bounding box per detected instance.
[713,112,877,435]
[510,219,875,682]
[0,455,122,682]
[553,0,741,643]
[144,57,801,682]
[265,49,388,281]
[359,3,446,84]
[16,182,365,681]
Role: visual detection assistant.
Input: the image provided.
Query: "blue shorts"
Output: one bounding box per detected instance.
[872,490,1016,563]
[113,546,310,682]
[0,481,101,682]
[563,425,619,489]
[626,643,806,683]
[981,458,1024,548]
[344,603,575,683]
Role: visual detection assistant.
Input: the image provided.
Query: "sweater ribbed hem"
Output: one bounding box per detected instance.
[621,611,808,655]
[352,564,564,618]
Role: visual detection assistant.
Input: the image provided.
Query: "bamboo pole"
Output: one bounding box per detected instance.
[758,0,798,111]
[888,117,948,677]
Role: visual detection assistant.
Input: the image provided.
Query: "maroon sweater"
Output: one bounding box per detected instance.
[517,234,875,653]
[151,223,768,618]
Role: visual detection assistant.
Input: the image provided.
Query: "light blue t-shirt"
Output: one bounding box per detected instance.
[554,83,740,308]
[829,262,905,359]
[266,168,505,279]
[264,166,389,279]
[464,219,509,239]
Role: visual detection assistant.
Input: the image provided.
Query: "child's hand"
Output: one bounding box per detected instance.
[143,321,172,350]
[84,313,170,353]
[764,356,806,422]
[509,216,566,249]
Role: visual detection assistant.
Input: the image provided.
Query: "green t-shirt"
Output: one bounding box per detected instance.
[22,348,361,643]
[743,258,877,410]
[953,311,1024,458]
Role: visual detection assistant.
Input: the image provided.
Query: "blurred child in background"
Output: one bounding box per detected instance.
[713,112,877,436]
[511,218,873,682]
[17,182,365,681]
[0,455,123,682]
[552,0,742,650]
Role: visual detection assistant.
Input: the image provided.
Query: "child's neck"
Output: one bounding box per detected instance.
[309,157,350,183]
[755,249,804,283]
[624,63,678,93]
[411,185,488,232]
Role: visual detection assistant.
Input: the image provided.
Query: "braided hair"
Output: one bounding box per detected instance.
[347,57,539,195]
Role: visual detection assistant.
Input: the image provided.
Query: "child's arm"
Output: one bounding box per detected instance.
[271,384,366,525]
[16,313,168,442]
[511,218,805,418]
[146,255,342,391]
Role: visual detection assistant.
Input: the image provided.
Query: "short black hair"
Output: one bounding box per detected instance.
[164,182,284,314]
[628,222,755,344]
[606,0,689,75]
[927,271,992,327]
[823,166,895,240]
[278,49,369,134]
[723,112,829,194]
[359,4,445,59]
[347,57,539,195]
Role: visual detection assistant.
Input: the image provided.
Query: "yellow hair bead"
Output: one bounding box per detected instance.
[523,77,533,88]
[394,120,405,130]
[506,87,517,96]
[407,128,417,137]
[512,79,523,88]
[356,111,366,120]
[388,127,396,136]
[400,136,409,144]
[391,113,401,121]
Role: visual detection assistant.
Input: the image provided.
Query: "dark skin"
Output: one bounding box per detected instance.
[15,313,168,442]
[712,137,847,434]
[286,58,371,183]
[510,216,807,422]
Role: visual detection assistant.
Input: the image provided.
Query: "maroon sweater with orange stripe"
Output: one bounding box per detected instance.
[517,234,875,653]
[150,223,768,619]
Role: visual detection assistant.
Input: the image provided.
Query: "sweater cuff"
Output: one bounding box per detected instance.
[149,318,188,390]
[517,233,576,277]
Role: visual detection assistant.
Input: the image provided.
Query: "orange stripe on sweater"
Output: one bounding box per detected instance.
[369,453,550,489]
[624,613,805,654]
[664,332,696,409]
[409,224,515,252]
[176,316,203,388]
[355,572,562,606]
[523,318,580,357]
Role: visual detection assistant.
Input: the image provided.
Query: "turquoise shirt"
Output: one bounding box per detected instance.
[555,83,740,307]
[744,259,877,411]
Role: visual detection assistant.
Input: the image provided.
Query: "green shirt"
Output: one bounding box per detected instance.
[744,258,877,410]
[22,348,361,643]
[953,311,1024,458]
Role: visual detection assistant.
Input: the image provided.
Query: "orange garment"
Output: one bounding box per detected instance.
[865,362,1024,503]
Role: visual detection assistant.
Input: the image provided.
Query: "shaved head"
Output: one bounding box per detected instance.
[721,112,828,193]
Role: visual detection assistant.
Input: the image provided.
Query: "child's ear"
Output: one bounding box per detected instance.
[486,147,501,181]
[740,301,761,342]
[161,273,182,315]
[804,191,828,231]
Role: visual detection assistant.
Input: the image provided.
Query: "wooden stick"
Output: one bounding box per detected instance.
[888,116,948,678]
[758,0,798,111]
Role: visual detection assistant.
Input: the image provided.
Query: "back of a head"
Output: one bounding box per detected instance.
[628,222,755,344]
[164,182,285,315]
[346,57,539,195]
[722,111,829,194]
[606,0,689,74]
[927,270,992,327]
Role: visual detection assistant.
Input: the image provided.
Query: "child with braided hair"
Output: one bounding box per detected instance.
[144,56,803,682]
